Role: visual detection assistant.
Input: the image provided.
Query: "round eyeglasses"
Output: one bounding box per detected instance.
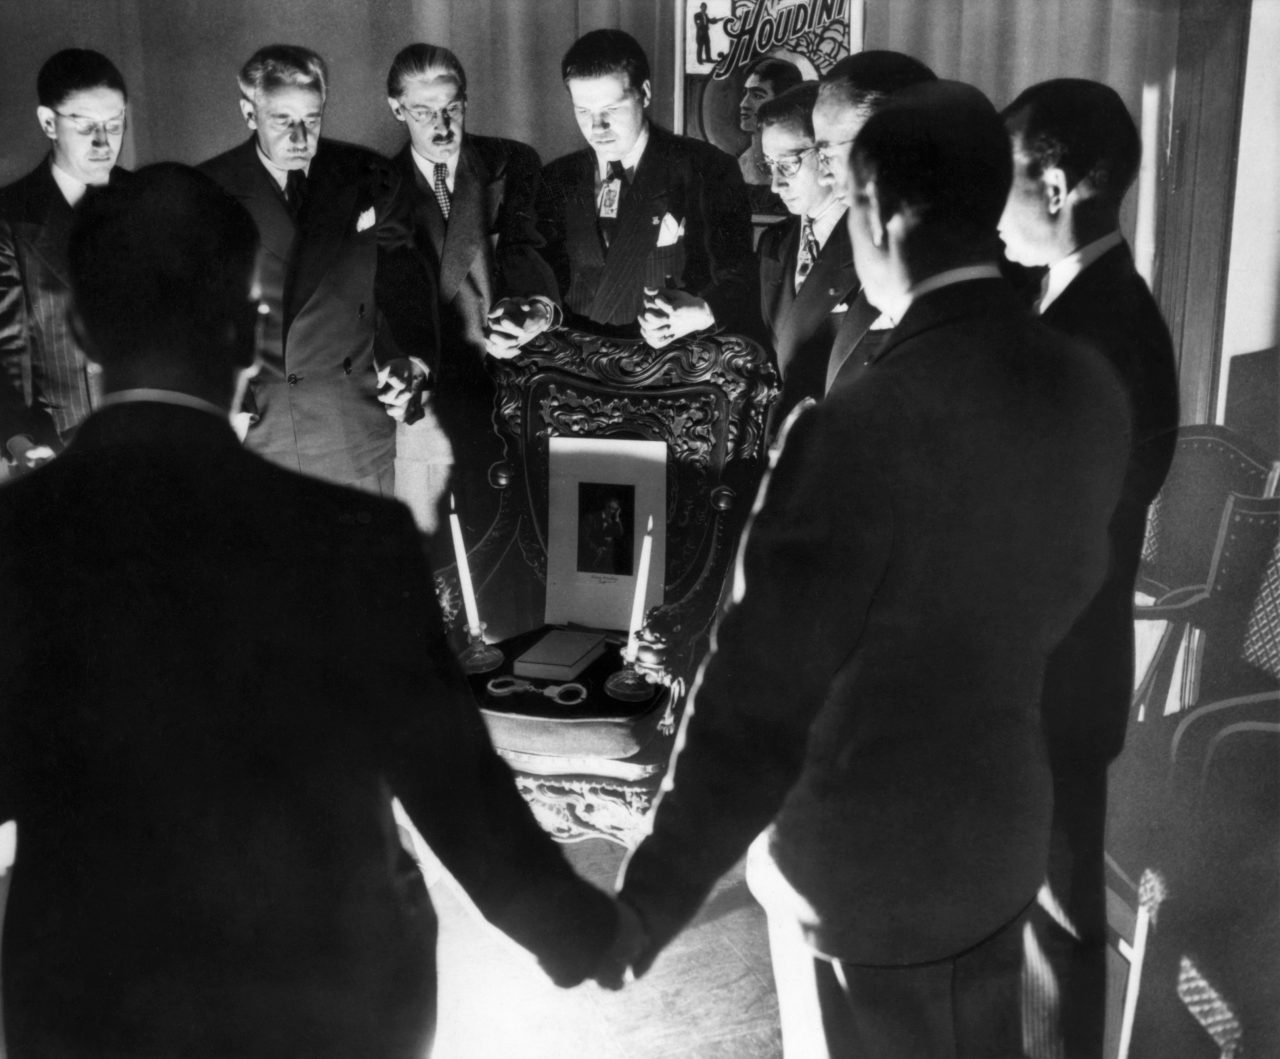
[55,111,127,137]
[756,146,816,179]
[401,101,465,126]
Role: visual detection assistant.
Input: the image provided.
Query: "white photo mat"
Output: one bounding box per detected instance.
[546,436,667,632]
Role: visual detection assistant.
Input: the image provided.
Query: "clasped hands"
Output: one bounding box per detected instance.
[484,288,714,358]
[589,896,649,991]
[376,357,430,422]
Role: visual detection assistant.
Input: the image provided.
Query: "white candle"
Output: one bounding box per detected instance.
[449,495,482,637]
[624,516,654,662]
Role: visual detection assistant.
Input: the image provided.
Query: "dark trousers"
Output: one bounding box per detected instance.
[1024,765,1109,1059]
[768,903,1034,1058]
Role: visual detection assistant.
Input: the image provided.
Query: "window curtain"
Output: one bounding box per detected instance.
[866,0,1182,286]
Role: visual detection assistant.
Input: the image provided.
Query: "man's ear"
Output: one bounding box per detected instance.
[1041,165,1070,216]
[36,106,57,142]
[637,79,653,110]
[239,98,258,130]
[386,98,406,124]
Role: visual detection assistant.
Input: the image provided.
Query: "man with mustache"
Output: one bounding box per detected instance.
[383,43,556,536]
[201,45,424,495]
[486,29,756,355]
[0,49,131,476]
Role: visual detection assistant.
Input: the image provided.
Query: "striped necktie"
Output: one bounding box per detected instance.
[796,218,819,291]
[433,162,451,219]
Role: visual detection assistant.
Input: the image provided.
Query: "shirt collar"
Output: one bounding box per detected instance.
[410,142,461,190]
[805,200,846,250]
[50,159,90,207]
[597,122,650,182]
[1038,230,1124,313]
[256,145,311,191]
[883,263,1004,326]
[97,388,231,422]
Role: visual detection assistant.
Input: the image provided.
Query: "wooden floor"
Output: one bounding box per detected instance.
[430,838,783,1059]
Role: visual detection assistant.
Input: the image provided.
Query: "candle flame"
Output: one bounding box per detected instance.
[646,515,653,532]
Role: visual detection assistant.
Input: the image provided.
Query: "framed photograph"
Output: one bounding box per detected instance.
[546,437,667,632]
[675,0,860,232]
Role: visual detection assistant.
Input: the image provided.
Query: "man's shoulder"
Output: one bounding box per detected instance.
[0,163,52,220]
[543,146,593,183]
[468,133,542,173]
[198,139,255,183]
[648,125,736,170]
[758,215,797,258]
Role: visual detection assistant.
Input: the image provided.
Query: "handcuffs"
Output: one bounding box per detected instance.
[486,676,589,707]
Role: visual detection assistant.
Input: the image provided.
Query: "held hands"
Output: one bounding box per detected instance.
[485,297,556,359]
[376,357,430,422]
[590,898,649,991]
[638,287,715,349]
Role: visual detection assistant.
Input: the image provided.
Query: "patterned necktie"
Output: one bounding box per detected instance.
[284,168,307,222]
[599,160,627,249]
[433,162,451,219]
[795,218,819,291]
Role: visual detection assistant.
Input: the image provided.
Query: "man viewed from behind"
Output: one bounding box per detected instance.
[0,49,129,474]
[0,163,632,1059]
[615,81,1132,1057]
[486,29,756,355]
[1000,77,1179,1059]
[201,45,424,495]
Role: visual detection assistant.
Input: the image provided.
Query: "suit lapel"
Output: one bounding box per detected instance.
[562,150,605,280]
[763,220,800,337]
[438,142,489,305]
[775,219,857,375]
[290,144,359,317]
[224,139,296,266]
[27,171,73,288]
[588,130,671,322]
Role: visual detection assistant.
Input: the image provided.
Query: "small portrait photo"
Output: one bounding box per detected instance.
[577,483,635,576]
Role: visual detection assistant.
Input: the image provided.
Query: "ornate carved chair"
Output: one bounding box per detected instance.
[433,327,777,845]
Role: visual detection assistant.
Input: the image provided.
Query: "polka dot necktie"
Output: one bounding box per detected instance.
[433,162,451,220]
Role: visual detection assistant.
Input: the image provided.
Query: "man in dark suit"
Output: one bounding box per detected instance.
[0,49,129,475]
[0,163,633,1059]
[201,44,423,495]
[754,82,856,431]
[614,82,1132,1057]
[383,43,556,535]
[811,51,935,397]
[1000,78,1180,1059]
[486,29,756,356]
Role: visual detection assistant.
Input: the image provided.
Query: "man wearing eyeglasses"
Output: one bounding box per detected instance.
[200,45,424,495]
[0,49,130,477]
[754,82,855,434]
[811,51,936,397]
[382,43,556,537]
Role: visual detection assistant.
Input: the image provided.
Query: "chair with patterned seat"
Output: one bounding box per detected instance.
[431,326,777,845]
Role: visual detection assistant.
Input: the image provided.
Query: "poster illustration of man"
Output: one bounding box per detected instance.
[679,0,853,217]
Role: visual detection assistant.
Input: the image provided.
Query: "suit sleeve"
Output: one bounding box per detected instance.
[0,219,39,453]
[690,147,758,337]
[370,508,615,985]
[618,401,895,962]
[530,161,572,309]
[493,142,560,301]
[372,160,441,374]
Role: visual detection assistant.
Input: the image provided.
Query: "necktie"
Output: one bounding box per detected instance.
[795,218,819,291]
[433,162,451,220]
[284,168,307,222]
[599,160,627,250]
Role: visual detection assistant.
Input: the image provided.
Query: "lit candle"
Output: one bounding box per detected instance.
[449,494,482,637]
[624,515,654,662]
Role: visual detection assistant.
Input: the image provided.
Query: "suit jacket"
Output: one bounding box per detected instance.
[822,288,886,396]
[0,401,616,1058]
[536,124,757,336]
[757,213,858,427]
[200,138,416,486]
[620,278,1131,966]
[1039,242,1179,766]
[0,161,127,452]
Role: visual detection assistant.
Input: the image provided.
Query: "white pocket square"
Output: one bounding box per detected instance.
[831,302,849,314]
[356,207,376,233]
[655,212,685,248]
